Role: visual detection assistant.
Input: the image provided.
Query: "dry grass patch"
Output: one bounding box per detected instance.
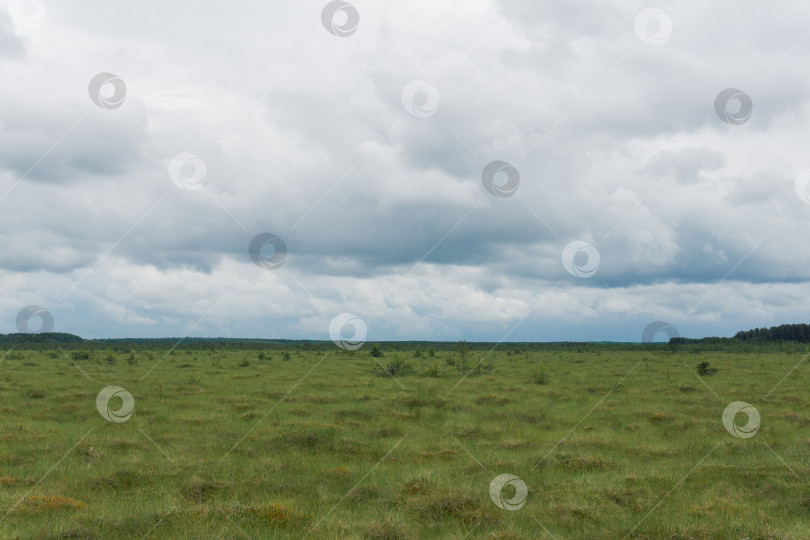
[474,394,510,405]
[412,490,500,526]
[180,478,227,503]
[554,453,611,471]
[362,518,410,540]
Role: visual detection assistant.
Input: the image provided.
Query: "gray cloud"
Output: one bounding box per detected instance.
[0,10,25,58]
[1,1,809,340]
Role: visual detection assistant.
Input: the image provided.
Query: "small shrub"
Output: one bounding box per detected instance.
[457,340,469,374]
[534,365,548,385]
[696,361,717,376]
[379,357,414,377]
[238,358,250,367]
[422,363,441,378]
[369,345,384,358]
[127,353,137,366]
[282,352,291,362]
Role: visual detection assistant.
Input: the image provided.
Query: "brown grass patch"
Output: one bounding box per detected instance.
[413,491,499,526]
[21,495,88,512]
[0,476,34,487]
[474,394,510,405]
[555,453,610,471]
[363,518,409,540]
[180,478,227,502]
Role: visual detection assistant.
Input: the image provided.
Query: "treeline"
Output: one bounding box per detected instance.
[733,324,810,343]
[2,325,810,354]
[0,333,657,354]
[0,333,83,346]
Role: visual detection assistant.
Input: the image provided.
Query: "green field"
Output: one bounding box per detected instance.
[1,342,808,539]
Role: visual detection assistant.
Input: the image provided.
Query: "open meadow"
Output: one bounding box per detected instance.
[1,341,809,539]
[5,0,810,538]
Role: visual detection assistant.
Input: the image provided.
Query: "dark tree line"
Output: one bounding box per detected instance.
[734,324,810,343]
[0,332,83,346]
[2,323,810,353]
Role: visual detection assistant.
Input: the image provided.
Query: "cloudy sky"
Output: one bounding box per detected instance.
[2,0,809,342]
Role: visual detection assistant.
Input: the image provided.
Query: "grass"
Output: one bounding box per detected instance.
[0,346,808,538]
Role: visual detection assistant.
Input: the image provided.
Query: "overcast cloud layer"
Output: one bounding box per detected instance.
[2,0,809,342]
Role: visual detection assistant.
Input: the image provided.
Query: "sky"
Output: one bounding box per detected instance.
[1,0,810,342]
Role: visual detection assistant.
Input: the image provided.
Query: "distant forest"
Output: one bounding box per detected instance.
[1,323,810,351]
[733,323,810,343]
[0,332,82,345]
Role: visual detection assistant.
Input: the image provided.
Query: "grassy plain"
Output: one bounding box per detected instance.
[0,343,808,539]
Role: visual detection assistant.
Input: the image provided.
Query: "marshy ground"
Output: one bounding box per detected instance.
[0,344,808,538]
